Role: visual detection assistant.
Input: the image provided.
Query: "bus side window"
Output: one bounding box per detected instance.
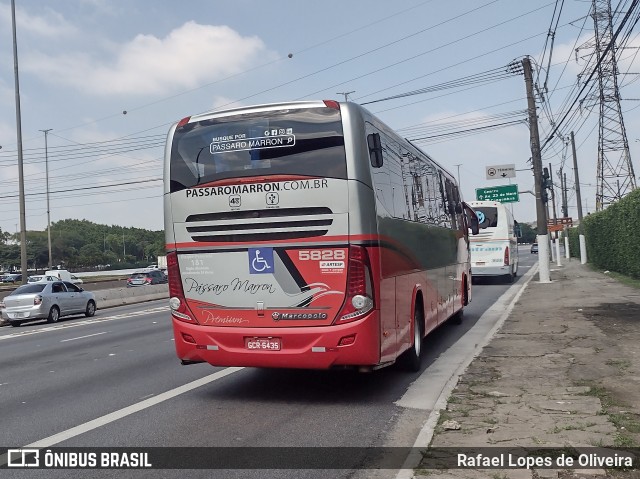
[463,203,480,235]
[367,133,383,168]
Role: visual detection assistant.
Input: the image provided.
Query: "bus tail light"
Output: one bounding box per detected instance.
[338,246,374,323]
[176,116,191,128]
[323,100,340,110]
[503,247,510,266]
[167,252,199,324]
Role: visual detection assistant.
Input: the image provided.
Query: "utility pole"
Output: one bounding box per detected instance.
[522,56,551,283]
[548,164,561,265]
[563,171,570,258]
[337,91,355,102]
[561,172,569,218]
[11,0,28,283]
[40,128,53,269]
[570,131,587,264]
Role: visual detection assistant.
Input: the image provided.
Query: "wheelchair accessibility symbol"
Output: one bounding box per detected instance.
[248,247,274,274]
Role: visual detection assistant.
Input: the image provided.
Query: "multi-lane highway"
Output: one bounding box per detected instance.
[0,251,539,478]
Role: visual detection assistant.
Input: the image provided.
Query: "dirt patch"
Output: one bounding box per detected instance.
[578,302,640,453]
[581,302,640,332]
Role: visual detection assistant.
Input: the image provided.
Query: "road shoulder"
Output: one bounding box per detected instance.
[417,260,640,478]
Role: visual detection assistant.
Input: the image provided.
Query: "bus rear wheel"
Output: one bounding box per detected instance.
[400,306,424,372]
[504,266,515,283]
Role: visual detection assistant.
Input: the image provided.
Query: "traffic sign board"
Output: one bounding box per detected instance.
[486,164,516,180]
[548,224,565,232]
[476,184,519,203]
[547,217,573,226]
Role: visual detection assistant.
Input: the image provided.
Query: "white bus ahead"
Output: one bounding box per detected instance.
[468,200,519,283]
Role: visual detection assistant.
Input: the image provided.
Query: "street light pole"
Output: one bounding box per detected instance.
[337,91,355,102]
[40,128,53,269]
[11,0,28,284]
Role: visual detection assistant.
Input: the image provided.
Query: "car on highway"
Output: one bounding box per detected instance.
[0,281,96,327]
[531,242,539,254]
[45,269,83,285]
[27,275,58,283]
[126,270,167,287]
[2,273,22,283]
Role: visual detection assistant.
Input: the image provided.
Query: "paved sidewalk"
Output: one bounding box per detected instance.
[417,258,640,478]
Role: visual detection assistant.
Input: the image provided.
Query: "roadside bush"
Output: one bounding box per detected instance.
[582,188,640,279]
[567,227,580,259]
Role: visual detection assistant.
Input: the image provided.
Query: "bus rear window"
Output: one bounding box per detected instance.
[169,107,346,192]
[474,207,498,228]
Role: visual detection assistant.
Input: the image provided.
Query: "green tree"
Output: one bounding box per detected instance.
[0,219,164,271]
[517,223,537,244]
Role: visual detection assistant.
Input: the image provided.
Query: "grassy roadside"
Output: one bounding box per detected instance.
[587,264,640,289]
[575,381,640,448]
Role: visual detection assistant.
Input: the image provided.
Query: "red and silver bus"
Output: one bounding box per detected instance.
[164,100,478,371]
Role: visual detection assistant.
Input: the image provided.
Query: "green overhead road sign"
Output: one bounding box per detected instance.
[476,184,519,203]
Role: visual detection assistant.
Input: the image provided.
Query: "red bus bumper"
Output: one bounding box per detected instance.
[172,312,381,369]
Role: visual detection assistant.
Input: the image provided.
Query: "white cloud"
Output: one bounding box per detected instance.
[22,21,276,96]
[0,4,77,37]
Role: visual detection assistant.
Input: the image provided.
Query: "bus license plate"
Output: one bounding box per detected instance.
[245,337,281,351]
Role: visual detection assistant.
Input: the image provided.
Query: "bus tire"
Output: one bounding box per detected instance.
[400,306,424,372]
[504,268,515,283]
[451,277,468,325]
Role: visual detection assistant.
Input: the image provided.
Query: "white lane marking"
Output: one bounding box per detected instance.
[0,306,169,341]
[394,263,539,479]
[0,367,243,466]
[60,332,108,342]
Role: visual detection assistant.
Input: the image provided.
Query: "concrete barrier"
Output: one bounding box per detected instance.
[0,284,169,327]
[94,284,169,309]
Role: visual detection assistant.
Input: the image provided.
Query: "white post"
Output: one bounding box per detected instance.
[538,234,552,283]
[555,236,562,267]
[579,234,587,264]
[564,233,570,259]
[550,238,556,261]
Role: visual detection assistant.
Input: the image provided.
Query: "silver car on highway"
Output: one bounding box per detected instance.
[0,281,97,327]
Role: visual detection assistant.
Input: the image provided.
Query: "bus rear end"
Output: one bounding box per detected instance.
[164,101,380,369]
[468,200,518,282]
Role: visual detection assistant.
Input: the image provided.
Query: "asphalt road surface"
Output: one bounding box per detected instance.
[0,250,538,479]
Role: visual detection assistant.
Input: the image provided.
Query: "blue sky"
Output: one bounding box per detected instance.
[1,0,639,235]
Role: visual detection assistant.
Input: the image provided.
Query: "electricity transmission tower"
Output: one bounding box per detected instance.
[590,0,637,211]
